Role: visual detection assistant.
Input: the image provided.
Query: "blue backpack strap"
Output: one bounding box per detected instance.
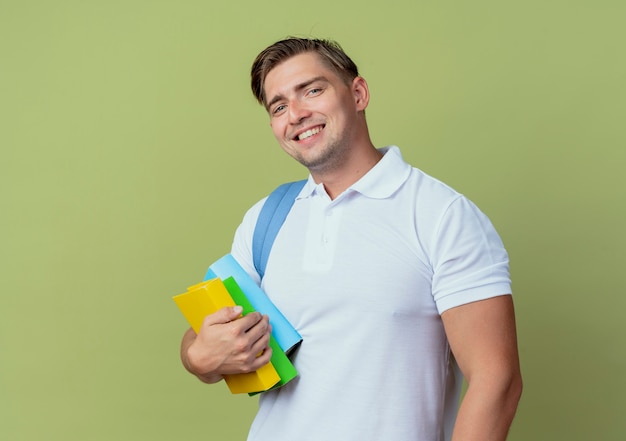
[253,180,307,280]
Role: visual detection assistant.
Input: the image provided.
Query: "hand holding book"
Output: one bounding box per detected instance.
[173,254,301,395]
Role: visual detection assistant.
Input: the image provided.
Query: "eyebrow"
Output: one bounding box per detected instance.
[266,75,329,110]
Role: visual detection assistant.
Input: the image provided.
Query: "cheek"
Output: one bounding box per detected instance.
[269,121,282,140]
[270,123,278,138]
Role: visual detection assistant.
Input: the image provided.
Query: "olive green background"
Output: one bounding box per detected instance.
[1,1,624,440]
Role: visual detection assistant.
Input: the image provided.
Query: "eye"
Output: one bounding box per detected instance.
[272,104,287,115]
[308,87,323,96]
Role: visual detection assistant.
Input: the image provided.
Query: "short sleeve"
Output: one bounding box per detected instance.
[431,196,512,314]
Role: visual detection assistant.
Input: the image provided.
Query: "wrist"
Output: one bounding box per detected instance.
[185,341,223,384]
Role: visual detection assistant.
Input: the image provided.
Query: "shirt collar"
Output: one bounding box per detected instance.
[297,146,412,200]
[350,146,411,198]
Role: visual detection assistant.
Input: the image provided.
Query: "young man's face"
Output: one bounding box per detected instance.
[263,52,367,175]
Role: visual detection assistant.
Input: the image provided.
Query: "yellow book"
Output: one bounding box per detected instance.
[173,278,280,394]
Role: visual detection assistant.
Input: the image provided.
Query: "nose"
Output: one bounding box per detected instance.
[287,99,311,125]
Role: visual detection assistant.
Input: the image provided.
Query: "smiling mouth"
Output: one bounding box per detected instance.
[295,125,324,141]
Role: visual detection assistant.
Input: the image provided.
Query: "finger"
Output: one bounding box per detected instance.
[250,346,273,370]
[228,315,269,357]
[229,311,265,334]
[226,344,273,375]
[243,314,271,343]
[249,330,272,359]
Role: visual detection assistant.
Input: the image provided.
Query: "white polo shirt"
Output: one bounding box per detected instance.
[231,146,511,441]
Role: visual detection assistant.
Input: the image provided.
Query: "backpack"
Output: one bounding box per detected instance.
[252,180,307,280]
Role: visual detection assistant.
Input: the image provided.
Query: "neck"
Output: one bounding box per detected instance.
[311,142,382,200]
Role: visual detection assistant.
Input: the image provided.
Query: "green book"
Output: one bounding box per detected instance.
[222,276,299,395]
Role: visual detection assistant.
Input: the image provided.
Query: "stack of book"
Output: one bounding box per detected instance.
[173,254,301,395]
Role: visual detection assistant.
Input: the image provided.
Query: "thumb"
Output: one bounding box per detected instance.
[202,305,243,326]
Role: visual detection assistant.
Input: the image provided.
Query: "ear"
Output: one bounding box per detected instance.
[351,76,370,112]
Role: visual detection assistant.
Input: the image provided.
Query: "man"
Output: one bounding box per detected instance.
[181,37,522,441]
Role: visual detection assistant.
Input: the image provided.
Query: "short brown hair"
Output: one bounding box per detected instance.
[251,37,360,107]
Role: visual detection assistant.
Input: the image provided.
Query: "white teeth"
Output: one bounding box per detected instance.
[297,126,322,140]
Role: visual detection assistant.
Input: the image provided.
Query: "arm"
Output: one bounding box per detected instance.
[180,306,273,384]
[441,295,523,441]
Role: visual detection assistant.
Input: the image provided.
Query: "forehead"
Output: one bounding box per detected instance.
[263,52,341,99]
